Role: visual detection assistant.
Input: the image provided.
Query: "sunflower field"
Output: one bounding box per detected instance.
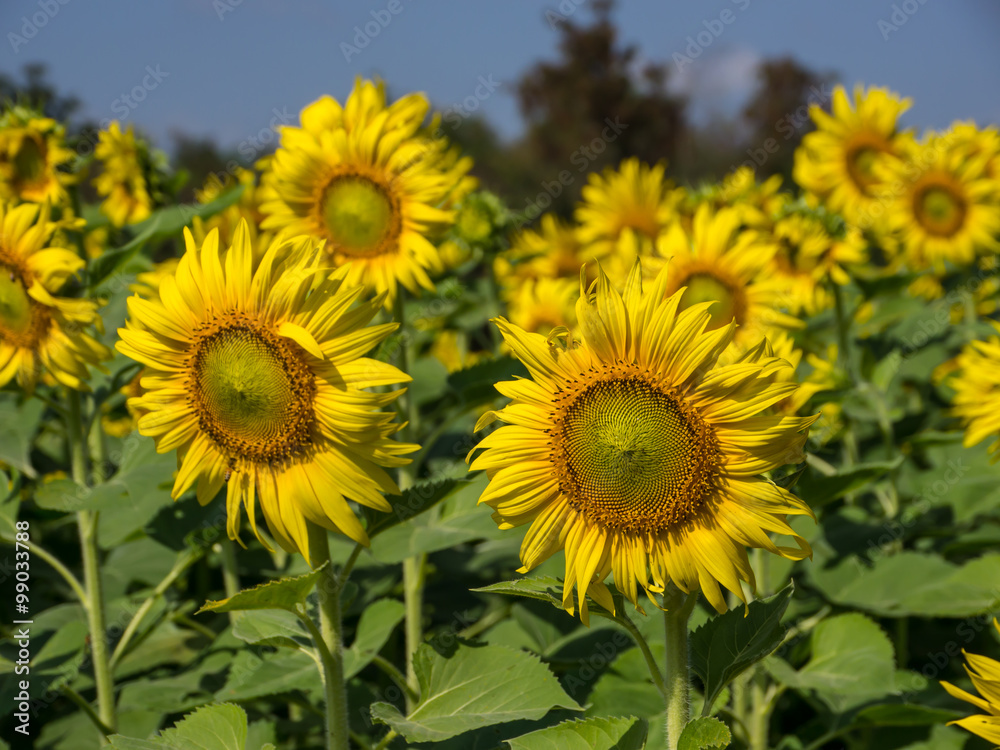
[2,76,1000,750]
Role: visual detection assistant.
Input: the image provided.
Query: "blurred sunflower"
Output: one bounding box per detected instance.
[941,620,1000,745]
[470,262,815,621]
[879,132,1000,270]
[655,205,802,356]
[0,203,109,391]
[0,105,76,206]
[794,85,910,227]
[771,211,866,316]
[430,330,490,374]
[947,322,1000,459]
[117,223,416,559]
[505,276,578,337]
[191,167,270,258]
[260,78,472,306]
[497,214,594,287]
[94,122,154,227]
[685,167,786,231]
[576,158,677,271]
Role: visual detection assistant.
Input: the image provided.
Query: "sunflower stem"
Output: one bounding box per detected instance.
[66,390,116,741]
[619,614,666,698]
[218,540,242,626]
[393,290,425,708]
[663,584,697,750]
[306,522,350,750]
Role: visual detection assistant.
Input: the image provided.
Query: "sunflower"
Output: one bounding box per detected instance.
[794,85,911,227]
[575,158,678,269]
[505,277,578,337]
[684,167,786,231]
[941,620,1000,745]
[430,330,490,374]
[947,322,1000,459]
[116,223,416,559]
[655,205,802,357]
[260,78,472,307]
[497,214,596,288]
[469,261,815,621]
[770,211,867,316]
[0,105,76,206]
[878,132,1000,271]
[94,122,154,227]
[191,167,270,259]
[0,203,109,391]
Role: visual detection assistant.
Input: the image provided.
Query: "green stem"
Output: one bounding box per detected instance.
[373,729,398,750]
[0,535,87,606]
[218,540,241,627]
[748,669,768,750]
[832,283,857,384]
[110,548,201,669]
[61,684,113,738]
[663,585,698,750]
[371,654,418,704]
[619,615,666,698]
[306,523,350,750]
[393,291,424,709]
[67,391,116,740]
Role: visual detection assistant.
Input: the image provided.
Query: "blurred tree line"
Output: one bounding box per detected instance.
[1,0,833,217]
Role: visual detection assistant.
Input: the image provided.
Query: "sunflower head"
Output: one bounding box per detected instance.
[94,122,156,227]
[191,167,271,261]
[940,619,1000,745]
[505,276,579,337]
[0,202,110,392]
[947,322,1000,459]
[470,260,816,622]
[794,84,911,226]
[117,222,417,561]
[260,78,472,307]
[0,104,77,205]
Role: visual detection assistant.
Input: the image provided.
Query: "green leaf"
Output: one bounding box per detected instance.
[678,717,732,750]
[691,582,793,714]
[370,642,582,743]
[366,477,463,538]
[769,612,895,714]
[447,355,529,404]
[88,184,244,289]
[506,716,647,750]
[0,396,43,477]
[109,702,248,749]
[851,703,961,727]
[215,649,322,703]
[197,564,327,615]
[231,609,310,650]
[810,551,1000,617]
[343,598,406,678]
[472,574,620,621]
[796,458,902,506]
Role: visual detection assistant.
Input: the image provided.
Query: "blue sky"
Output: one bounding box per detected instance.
[2,0,998,154]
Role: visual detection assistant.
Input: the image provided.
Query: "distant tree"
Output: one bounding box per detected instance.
[514,0,687,215]
[170,132,236,203]
[0,63,82,124]
[741,57,834,180]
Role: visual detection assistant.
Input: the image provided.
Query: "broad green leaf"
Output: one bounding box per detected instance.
[344,598,406,678]
[473,574,620,620]
[897,725,969,750]
[506,716,647,750]
[367,477,463,538]
[769,613,895,714]
[811,551,1000,617]
[109,702,248,749]
[796,458,902,506]
[369,473,499,562]
[197,564,327,615]
[678,716,732,750]
[88,184,244,289]
[691,583,793,714]
[370,642,582,742]
[215,649,322,703]
[851,703,961,727]
[448,355,529,404]
[231,609,310,649]
[0,396,43,477]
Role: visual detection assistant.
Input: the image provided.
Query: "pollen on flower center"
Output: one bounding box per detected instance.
[552,372,719,532]
[321,173,400,257]
[189,314,316,464]
[0,264,48,347]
